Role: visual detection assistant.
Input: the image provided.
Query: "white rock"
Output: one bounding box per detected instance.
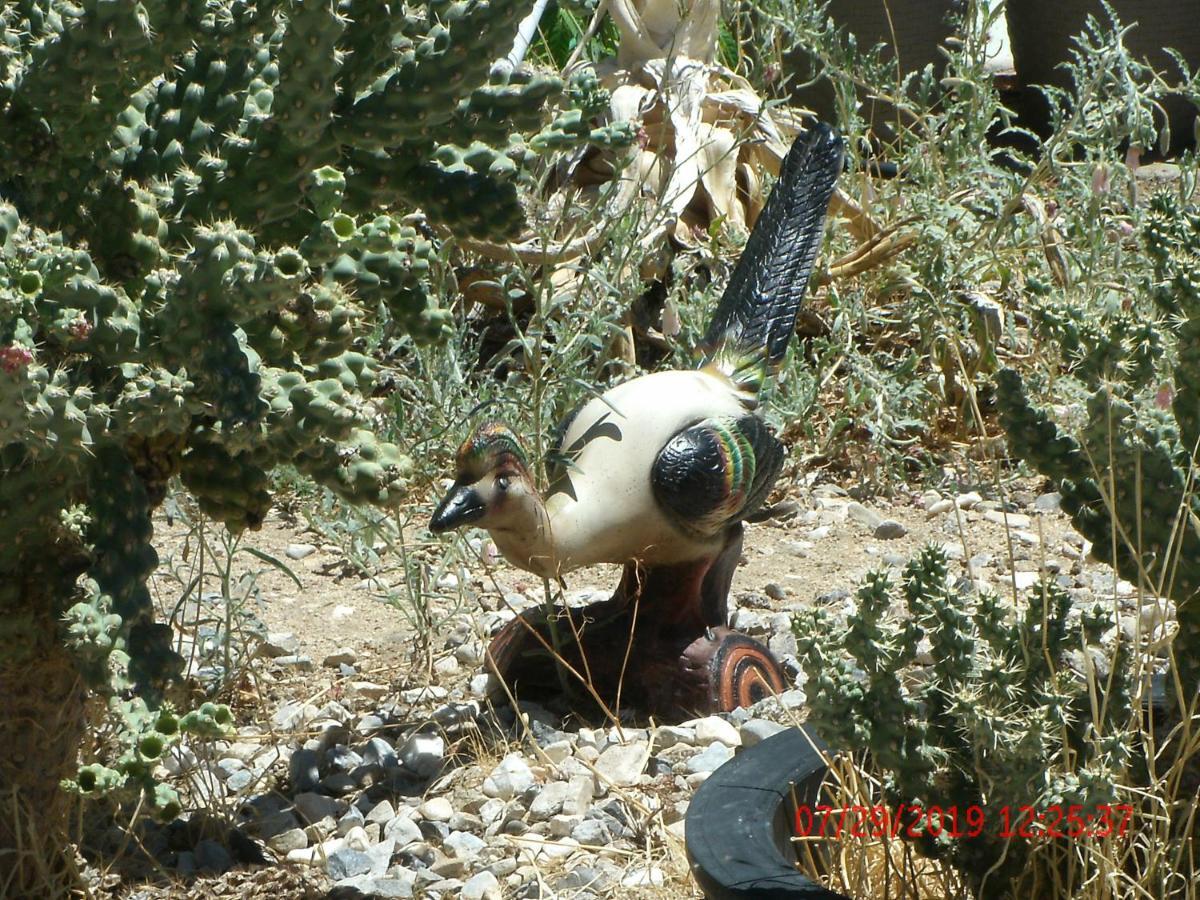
[690,716,742,748]
[445,830,486,860]
[286,543,317,560]
[1011,571,1039,591]
[461,870,502,900]
[365,800,396,825]
[983,509,1032,529]
[652,725,696,750]
[594,741,649,788]
[622,865,665,888]
[257,631,300,658]
[344,825,371,852]
[511,833,579,863]
[542,739,573,764]
[563,775,596,815]
[383,816,422,847]
[956,491,983,509]
[926,498,954,517]
[272,699,318,731]
[529,780,590,821]
[740,719,788,747]
[399,685,448,704]
[482,753,536,800]
[286,837,346,866]
[398,733,444,778]
[419,797,453,822]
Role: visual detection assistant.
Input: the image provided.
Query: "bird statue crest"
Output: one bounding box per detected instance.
[432,123,844,718]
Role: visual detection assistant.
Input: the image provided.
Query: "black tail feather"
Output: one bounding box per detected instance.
[701,123,843,371]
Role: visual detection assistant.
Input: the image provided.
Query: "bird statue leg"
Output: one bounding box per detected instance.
[483,525,786,718]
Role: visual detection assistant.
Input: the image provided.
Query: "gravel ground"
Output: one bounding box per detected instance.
[87,471,1168,899]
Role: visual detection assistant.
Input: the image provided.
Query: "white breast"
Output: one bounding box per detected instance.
[544,368,749,570]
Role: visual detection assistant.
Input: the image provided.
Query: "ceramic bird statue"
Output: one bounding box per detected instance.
[432,123,844,717]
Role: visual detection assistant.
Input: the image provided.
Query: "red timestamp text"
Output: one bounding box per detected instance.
[793,803,1134,841]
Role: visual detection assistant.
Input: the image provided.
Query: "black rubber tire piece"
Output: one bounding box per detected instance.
[685,725,849,900]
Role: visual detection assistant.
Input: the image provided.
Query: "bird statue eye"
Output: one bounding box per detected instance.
[496,475,510,492]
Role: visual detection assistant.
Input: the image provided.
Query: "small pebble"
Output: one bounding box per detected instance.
[323,647,358,668]
[956,491,983,509]
[873,519,907,539]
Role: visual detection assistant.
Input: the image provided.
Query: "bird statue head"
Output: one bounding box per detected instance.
[429,422,537,535]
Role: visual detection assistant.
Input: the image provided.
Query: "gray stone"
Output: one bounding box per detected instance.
[361,737,398,769]
[482,754,536,799]
[740,718,788,747]
[323,647,358,667]
[1035,492,1062,512]
[258,631,300,658]
[267,827,308,854]
[398,733,444,778]
[768,631,797,660]
[461,870,502,900]
[356,714,386,734]
[272,699,316,731]
[337,806,365,836]
[320,772,356,796]
[686,743,735,774]
[286,542,317,560]
[366,800,397,825]
[327,848,374,881]
[289,748,321,792]
[529,780,588,822]
[274,654,314,671]
[194,839,232,873]
[226,769,254,792]
[594,741,648,788]
[293,792,347,824]
[652,725,696,750]
[335,871,416,898]
[571,818,611,845]
[873,519,907,540]
[383,816,422,846]
[444,830,486,859]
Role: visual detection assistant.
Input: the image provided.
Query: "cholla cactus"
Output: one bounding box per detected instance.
[0,1,626,890]
[996,193,1200,702]
[794,547,1133,899]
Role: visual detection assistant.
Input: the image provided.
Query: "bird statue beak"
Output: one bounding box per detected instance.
[430,483,486,533]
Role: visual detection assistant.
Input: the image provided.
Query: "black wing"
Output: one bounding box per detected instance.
[652,415,785,539]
